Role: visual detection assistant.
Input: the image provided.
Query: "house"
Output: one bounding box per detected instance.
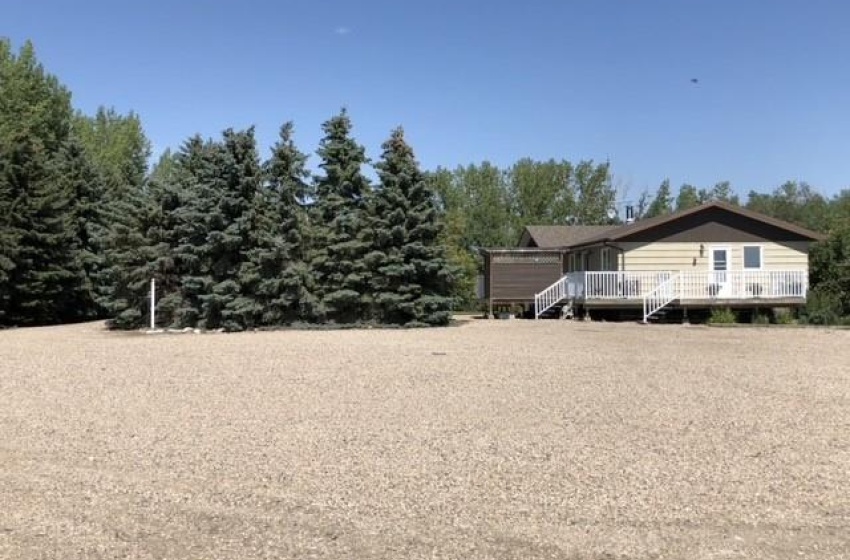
[480,201,825,322]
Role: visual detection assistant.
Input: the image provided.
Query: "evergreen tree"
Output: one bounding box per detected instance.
[166,135,221,327]
[5,139,86,325]
[55,136,104,320]
[240,121,316,325]
[0,39,89,325]
[366,128,453,325]
[310,110,372,323]
[644,179,673,218]
[675,183,701,211]
[169,129,264,330]
[97,181,160,329]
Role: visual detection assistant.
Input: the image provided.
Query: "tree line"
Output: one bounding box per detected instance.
[2,39,848,327]
[1,40,452,329]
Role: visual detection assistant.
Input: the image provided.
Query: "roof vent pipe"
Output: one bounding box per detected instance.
[625,205,635,224]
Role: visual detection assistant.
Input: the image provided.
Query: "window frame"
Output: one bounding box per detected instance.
[742,245,763,270]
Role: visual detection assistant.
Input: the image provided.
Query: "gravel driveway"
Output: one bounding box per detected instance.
[1,320,848,559]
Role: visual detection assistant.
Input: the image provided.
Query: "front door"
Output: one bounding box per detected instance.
[710,246,730,297]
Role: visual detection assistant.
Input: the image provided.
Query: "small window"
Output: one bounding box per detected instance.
[568,253,576,272]
[743,246,762,269]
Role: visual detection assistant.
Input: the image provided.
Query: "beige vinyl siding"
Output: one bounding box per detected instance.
[617,241,809,272]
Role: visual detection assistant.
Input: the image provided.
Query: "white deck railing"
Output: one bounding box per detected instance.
[574,270,807,301]
[677,270,808,300]
[573,271,676,300]
[534,270,808,320]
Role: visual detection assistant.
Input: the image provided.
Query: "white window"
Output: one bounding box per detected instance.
[743,245,762,269]
[568,253,576,272]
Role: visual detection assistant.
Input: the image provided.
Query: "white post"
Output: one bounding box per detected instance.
[150,278,156,330]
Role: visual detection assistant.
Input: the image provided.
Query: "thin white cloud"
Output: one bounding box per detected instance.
[334,26,351,36]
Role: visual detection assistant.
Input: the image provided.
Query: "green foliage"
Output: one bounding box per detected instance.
[573,160,616,225]
[708,307,736,324]
[310,109,373,323]
[675,184,701,211]
[806,223,850,324]
[703,181,740,205]
[366,128,454,326]
[0,39,87,325]
[774,308,796,325]
[171,129,264,331]
[453,162,513,248]
[240,122,316,325]
[746,181,831,232]
[74,107,151,191]
[427,168,479,310]
[803,288,843,325]
[507,158,575,231]
[644,179,673,218]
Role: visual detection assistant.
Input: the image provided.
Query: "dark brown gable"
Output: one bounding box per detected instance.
[518,229,538,247]
[619,206,815,243]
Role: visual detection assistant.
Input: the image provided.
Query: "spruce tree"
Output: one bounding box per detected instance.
[96,163,164,330]
[164,135,218,327]
[167,129,263,331]
[366,128,454,326]
[74,107,152,319]
[55,137,104,320]
[5,139,86,325]
[0,40,89,325]
[310,110,372,323]
[236,122,315,326]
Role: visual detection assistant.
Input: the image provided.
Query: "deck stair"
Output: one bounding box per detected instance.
[534,276,572,318]
[642,273,679,323]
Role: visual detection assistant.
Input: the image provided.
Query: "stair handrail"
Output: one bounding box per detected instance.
[534,275,569,319]
[642,273,680,323]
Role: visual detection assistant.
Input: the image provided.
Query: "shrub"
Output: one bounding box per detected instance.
[803,288,843,325]
[708,307,736,324]
[774,308,796,325]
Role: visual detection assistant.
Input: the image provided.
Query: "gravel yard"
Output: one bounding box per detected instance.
[1,319,848,559]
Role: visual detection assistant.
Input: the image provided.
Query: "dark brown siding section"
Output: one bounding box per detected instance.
[620,206,814,243]
[488,252,563,300]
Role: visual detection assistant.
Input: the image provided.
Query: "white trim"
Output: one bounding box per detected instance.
[709,246,731,297]
[709,246,731,272]
[742,244,764,270]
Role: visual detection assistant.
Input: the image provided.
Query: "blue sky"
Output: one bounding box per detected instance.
[5,0,849,198]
